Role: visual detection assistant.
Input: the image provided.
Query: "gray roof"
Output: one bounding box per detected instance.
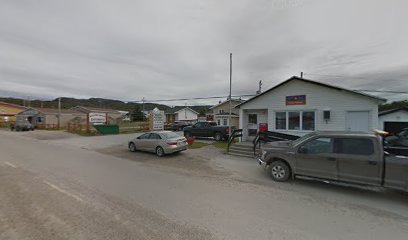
[379,107,408,116]
[237,76,387,108]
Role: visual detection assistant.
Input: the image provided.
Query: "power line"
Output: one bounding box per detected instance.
[304,73,370,79]
[355,90,408,94]
[129,94,256,103]
[304,72,408,94]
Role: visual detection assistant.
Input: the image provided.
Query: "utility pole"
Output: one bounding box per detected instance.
[228,53,232,138]
[142,97,145,121]
[58,97,61,129]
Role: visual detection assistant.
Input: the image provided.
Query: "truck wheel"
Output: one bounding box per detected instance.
[214,132,222,141]
[270,161,290,182]
[129,142,136,152]
[156,146,165,157]
[184,132,191,138]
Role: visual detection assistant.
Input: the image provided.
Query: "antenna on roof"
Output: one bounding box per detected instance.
[256,80,262,95]
[301,72,304,78]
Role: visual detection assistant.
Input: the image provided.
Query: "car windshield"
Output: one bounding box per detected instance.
[290,133,316,146]
[161,132,183,139]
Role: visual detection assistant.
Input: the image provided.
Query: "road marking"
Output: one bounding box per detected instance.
[43,180,84,202]
[4,162,17,168]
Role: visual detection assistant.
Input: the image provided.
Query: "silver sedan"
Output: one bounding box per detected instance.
[128,131,188,157]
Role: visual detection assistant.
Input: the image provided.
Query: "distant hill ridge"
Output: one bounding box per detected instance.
[0,97,211,114]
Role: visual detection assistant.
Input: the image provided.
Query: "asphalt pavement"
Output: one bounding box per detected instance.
[1,130,408,240]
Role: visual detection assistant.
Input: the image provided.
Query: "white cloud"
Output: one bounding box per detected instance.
[0,0,407,104]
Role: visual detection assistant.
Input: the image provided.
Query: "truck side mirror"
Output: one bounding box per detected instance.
[298,146,308,154]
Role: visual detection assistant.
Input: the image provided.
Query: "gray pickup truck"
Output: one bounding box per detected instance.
[258,131,408,192]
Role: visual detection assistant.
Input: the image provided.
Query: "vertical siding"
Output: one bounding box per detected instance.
[176,109,198,121]
[240,79,381,136]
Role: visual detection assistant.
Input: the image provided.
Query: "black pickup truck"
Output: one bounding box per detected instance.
[183,122,231,141]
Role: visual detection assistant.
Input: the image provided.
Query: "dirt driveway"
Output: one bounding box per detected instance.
[97,144,234,179]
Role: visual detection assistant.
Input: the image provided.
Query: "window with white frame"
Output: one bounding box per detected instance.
[275,111,315,131]
[217,119,221,126]
[223,118,228,126]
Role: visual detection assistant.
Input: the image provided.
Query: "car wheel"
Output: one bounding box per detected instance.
[270,161,290,182]
[184,132,191,138]
[214,132,222,141]
[156,146,165,157]
[129,142,136,152]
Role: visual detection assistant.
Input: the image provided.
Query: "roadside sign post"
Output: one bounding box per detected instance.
[87,112,108,132]
[150,108,164,131]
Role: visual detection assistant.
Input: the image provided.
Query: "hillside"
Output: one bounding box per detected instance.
[0,97,211,114]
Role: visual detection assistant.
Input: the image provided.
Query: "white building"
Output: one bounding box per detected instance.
[175,107,199,122]
[237,76,386,141]
[378,108,408,134]
[209,99,244,127]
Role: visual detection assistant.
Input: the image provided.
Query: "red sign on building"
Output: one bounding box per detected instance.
[286,95,306,105]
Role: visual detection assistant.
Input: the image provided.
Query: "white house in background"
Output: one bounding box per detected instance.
[209,99,244,127]
[175,107,199,122]
[378,108,408,134]
[237,76,386,141]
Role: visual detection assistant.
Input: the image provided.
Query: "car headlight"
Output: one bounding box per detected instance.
[261,150,267,159]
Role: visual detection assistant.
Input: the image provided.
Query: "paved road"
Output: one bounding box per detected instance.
[1,130,408,239]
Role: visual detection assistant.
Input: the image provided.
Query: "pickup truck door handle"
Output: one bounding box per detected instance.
[368,160,378,165]
[327,157,336,161]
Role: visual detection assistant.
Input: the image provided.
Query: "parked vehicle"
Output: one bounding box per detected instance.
[385,128,408,147]
[257,131,408,192]
[183,121,231,141]
[171,121,191,131]
[10,122,34,131]
[128,131,187,157]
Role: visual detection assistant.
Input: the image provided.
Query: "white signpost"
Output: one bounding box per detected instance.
[151,108,164,131]
[89,112,107,125]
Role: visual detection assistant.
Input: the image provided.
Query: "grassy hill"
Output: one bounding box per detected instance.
[0,97,211,114]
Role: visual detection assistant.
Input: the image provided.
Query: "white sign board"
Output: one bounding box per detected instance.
[89,112,107,124]
[152,108,164,131]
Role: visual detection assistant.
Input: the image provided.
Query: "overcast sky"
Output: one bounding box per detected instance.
[1,0,407,105]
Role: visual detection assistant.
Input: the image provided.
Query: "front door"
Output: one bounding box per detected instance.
[347,111,369,132]
[296,137,337,180]
[336,137,381,185]
[247,113,258,141]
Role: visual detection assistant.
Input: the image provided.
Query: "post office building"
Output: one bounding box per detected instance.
[237,76,386,141]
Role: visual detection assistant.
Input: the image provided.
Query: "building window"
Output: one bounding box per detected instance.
[248,114,257,124]
[217,119,221,126]
[223,118,228,126]
[275,111,315,131]
[288,112,300,130]
[275,112,286,130]
[302,111,315,131]
[219,109,224,114]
